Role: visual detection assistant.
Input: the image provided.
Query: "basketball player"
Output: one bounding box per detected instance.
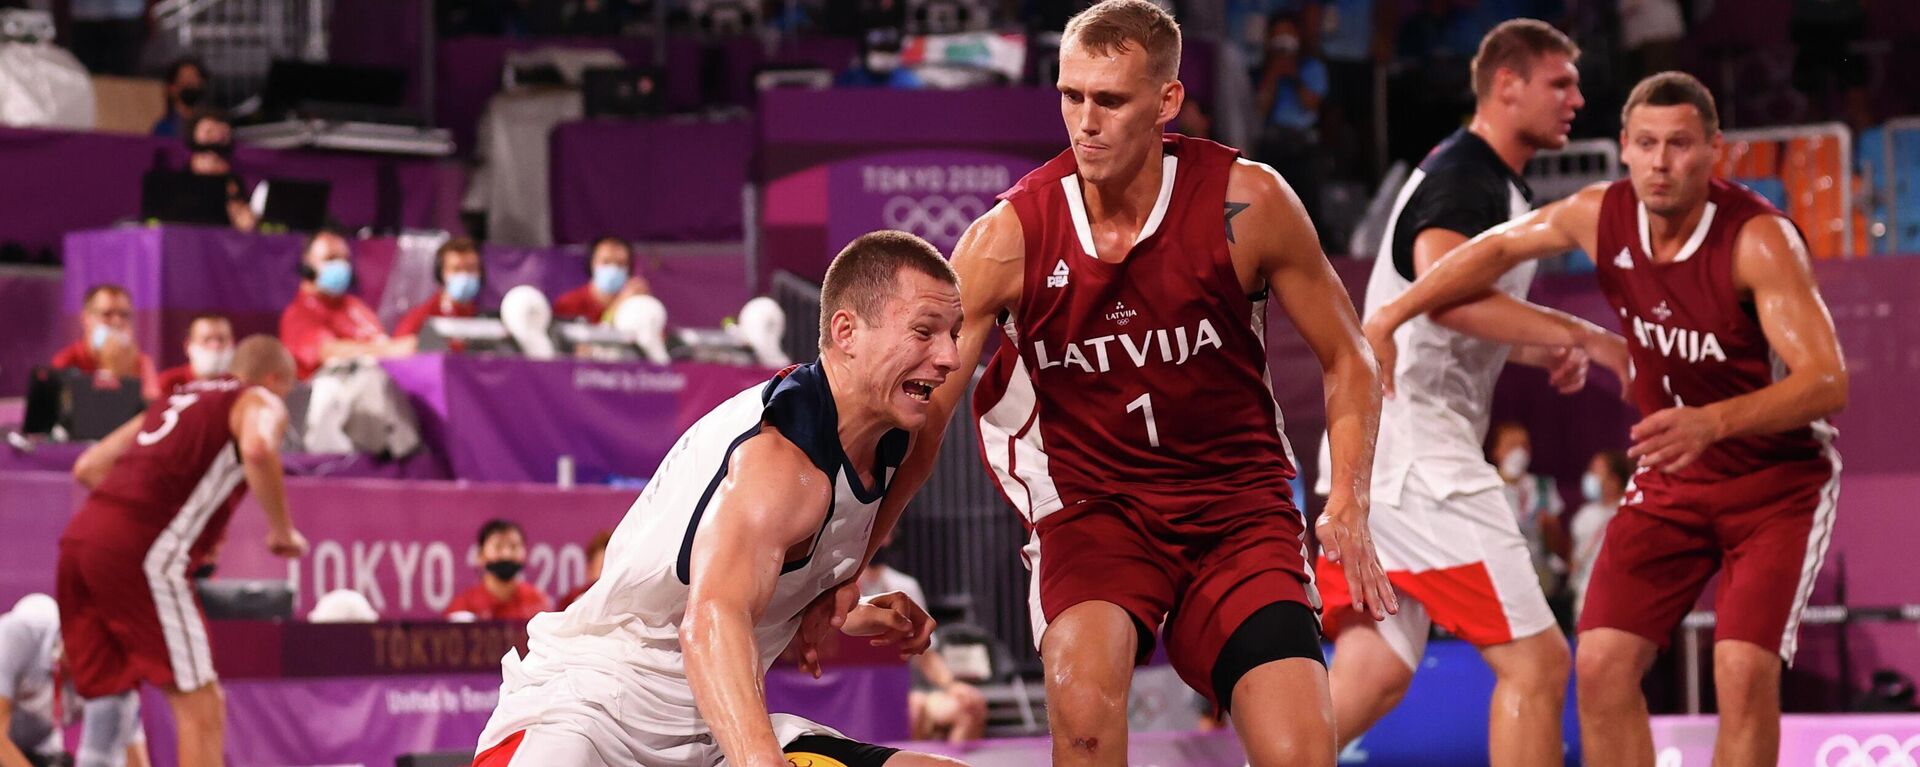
[1366,72,1847,765]
[877,3,1395,765]
[469,232,969,767]
[58,336,308,767]
[1319,20,1631,764]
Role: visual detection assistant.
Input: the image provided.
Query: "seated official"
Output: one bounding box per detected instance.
[182,112,257,232]
[446,519,550,621]
[154,313,237,395]
[279,229,414,379]
[52,283,160,401]
[556,530,612,611]
[551,235,650,324]
[394,237,485,343]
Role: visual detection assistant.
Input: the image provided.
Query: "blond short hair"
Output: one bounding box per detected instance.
[1622,71,1720,136]
[1062,0,1182,83]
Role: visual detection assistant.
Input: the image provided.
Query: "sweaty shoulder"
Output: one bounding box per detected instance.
[1224,158,1317,286]
[951,201,1025,315]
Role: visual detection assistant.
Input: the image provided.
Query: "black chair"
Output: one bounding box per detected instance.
[396,752,473,767]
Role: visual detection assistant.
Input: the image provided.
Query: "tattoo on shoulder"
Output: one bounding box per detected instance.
[1224,201,1250,244]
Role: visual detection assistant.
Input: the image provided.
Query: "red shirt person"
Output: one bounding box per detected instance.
[278,229,414,379]
[551,235,651,323]
[154,313,237,396]
[52,284,161,400]
[555,529,611,611]
[394,237,485,340]
[446,519,551,621]
[58,336,308,767]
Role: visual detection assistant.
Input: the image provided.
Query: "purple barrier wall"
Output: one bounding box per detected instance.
[548,117,754,243]
[756,87,1065,286]
[0,127,463,261]
[382,355,773,484]
[0,267,66,396]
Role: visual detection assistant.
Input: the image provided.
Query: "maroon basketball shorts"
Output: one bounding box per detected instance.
[56,537,216,697]
[1025,486,1318,704]
[1577,456,1840,661]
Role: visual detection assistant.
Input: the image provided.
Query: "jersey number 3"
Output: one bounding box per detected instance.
[1126,393,1161,448]
[136,394,200,446]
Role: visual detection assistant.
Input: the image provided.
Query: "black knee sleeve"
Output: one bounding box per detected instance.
[1210,601,1326,713]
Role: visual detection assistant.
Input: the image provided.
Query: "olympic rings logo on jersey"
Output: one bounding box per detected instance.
[1816,734,1920,767]
[881,194,987,246]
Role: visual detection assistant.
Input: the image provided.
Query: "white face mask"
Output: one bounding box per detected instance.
[1499,448,1531,480]
[1581,472,1604,502]
[188,345,233,377]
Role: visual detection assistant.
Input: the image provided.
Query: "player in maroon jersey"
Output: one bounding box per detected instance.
[869,2,1394,764]
[1365,72,1847,766]
[59,336,310,767]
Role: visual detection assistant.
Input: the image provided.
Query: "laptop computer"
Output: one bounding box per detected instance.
[141,169,231,227]
[583,67,664,118]
[255,178,331,232]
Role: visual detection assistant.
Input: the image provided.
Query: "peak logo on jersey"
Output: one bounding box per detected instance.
[1105,301,1138,326]
[1614,248,1634,270]
[1630,315,1727,363]
[1651,300,1674,321]
[1034,319,1223,373]
[1047,259,1070,289]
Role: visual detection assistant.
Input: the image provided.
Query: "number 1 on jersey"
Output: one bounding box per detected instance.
[1126,393,1161,447]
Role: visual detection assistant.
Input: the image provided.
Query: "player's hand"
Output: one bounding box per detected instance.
[266,527,308,559]
[844,591,937,659]
[1583,331,1633,398]
[1544,346,1590,394]
[793,578,860,679]
[1316,499,1398,621]
[1628,405,1723,473]
[1361,316,1399,399]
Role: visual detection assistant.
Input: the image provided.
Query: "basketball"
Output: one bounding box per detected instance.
[785,753,850,767]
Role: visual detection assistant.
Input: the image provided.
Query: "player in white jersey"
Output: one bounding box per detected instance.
[470,231,970,767]
[1312,21,1627,766]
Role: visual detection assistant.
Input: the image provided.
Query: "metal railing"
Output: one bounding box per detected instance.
[1877,116,1920,254]
[1524,138,1621,204]
[151,0,330,108]
[1718,123,1855,259]
[1677,604,1920,714]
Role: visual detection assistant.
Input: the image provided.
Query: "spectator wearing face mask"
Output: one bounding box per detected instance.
[446,519,551,621]
[152,58,209,138]
[394,238,486,344]
[1568,451,1633,619]
[182,112,257,232]
[52,283,161,401]
[1489,421,1566,596]
[279,229,414,379]
[552,236,651,324]
[1253,12,1330,240]
[153,314,237,396]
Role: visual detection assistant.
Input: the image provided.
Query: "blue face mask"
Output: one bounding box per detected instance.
[444,272,481,303]
[1581,472,1604,502]
[592,265,629,296]
[89,324,111,350]
[314,260,353,296]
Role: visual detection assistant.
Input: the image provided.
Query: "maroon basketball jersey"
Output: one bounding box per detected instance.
[1593,178,1834,485]
[973,135,1298,526]
[62,380,254,557]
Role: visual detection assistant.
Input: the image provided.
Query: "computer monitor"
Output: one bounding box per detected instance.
[255,178,331,232]
[141,169,231,227]
[583,67,664,118]
[62,369,146,441]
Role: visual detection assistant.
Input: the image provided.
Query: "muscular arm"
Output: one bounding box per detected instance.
[682,430,835,767]
[869,203,1024,563]
[1629,216,1847,469]
[1413,227,1630,385]
[230,389,295,540]
[1366,185,1607,392]
[73,414,145,490]
[1229,159,1394,617]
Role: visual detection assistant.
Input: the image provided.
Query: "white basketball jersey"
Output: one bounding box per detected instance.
[506,361,905,737]
[1363,167,1535,505]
